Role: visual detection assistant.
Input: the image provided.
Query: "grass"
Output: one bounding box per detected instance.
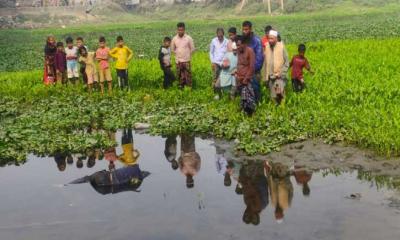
[1,6,400,164]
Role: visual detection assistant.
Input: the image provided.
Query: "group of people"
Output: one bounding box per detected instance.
[44,20,313,113]
[207,21,314,114]
[44,35,133,94]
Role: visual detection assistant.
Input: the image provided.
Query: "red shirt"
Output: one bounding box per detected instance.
[290,55,310,80]
[261,36,269,49]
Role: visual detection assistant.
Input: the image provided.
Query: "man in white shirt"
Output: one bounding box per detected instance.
[209,28,228,99]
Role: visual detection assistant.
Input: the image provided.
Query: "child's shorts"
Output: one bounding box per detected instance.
[86,70,98,85]
[67,61,79,78]
[99,68,112,82]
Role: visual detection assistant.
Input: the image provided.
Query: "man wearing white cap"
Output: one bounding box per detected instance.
[264,30,289,105]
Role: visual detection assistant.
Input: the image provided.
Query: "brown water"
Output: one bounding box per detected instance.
[0,132,399,240]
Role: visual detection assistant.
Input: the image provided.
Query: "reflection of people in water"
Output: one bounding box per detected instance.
[76,155,84,168]
[54,152,67,171]
[70,129,149,195]
[224,160,243,194]
[239,161,269,226]
[179,134,201,189]
[164,135,178,170]
[267,162,294,223]
[66,154,73,165]
[294,165,312,196]
[119,129,140,166]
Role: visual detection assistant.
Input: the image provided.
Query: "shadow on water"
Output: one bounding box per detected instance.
[1,129,400,240]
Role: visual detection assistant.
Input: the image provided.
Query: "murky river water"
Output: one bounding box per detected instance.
[0,131,399,240]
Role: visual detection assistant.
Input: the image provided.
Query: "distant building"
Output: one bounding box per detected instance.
[0,0,17,8]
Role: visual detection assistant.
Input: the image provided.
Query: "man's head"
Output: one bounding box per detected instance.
[67,155,73,165]
[268,30,279,47]
[87,155,96,168]
[76,37,84,48]
[186,174,194,188]
[66,36,73,49]
[177,22,186,37]
[56,42,64,51]
[216,28,224,41]
[242,21,253,37]
[303,182,310,196]
[275,206,284,223]
[264,25,272,35]
[228,27,237,40]
[298,43,306,56]
[115,36,124,47]
[163,36,171,48]
[76,158,83,168]
[171,159,179,170]
[99,36,106,48]
[235,35,246,52]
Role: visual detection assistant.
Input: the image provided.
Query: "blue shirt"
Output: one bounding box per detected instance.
[248,34,264,72]
[209,37,228,65]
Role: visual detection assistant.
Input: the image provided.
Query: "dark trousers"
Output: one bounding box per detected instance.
[162,66,175,89]
[80,65,87,84]
[292,79,305,92]
[122,129,133,145]
[117,69,129,90]
[252,71,262,103]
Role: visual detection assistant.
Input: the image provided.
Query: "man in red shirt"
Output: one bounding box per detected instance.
[290,44,314,92]
[261,25,272,50]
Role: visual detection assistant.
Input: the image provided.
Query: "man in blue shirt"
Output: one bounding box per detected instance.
[242,21,264,103]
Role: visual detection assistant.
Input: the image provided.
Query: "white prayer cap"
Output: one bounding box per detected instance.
[269,30,278,37]
[232,42,237,50]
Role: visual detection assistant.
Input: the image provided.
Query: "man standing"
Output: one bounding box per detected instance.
[171,22,195,89]
[209,28,228,99]
[264,30,289,105]
[242,21,264,103]
[261,25,272,50]
[236,36,256,115]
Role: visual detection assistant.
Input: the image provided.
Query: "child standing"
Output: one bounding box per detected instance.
[44,35,57,85]
[78,46,98,92]
[289,44,313,92]
[158,37,175,89]
[76,37,88,85]
[54,42,67,84]
[65,37,79,84]
[109,36,133,90]
[96,36,112,94]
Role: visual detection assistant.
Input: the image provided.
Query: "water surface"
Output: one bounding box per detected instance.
[0,132,399,240]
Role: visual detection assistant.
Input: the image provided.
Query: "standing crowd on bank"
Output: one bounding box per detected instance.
[43,20,313,114]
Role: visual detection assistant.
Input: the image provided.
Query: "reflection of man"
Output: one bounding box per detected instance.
[164,135,178,170]
[239,161,268,226]
[294,166,312,196]
[267,162,293,223]
[179,134,201,189]
[54,152,67,172]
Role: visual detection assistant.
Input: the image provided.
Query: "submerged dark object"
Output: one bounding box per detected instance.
[69,165,150,195]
